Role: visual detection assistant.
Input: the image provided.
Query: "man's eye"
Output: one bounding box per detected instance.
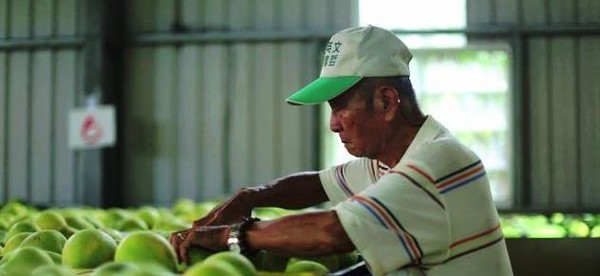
[331,105,343,112]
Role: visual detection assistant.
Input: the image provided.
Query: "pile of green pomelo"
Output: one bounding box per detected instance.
[0,199,361,275]
[500,212,600,238]
[1,198,599,275]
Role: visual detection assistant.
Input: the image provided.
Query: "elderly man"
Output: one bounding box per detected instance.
[170,25,513,276]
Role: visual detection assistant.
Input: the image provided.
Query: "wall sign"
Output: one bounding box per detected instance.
[69,105,116,149]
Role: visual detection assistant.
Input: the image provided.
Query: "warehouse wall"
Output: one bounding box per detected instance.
[467,0,600,210]
[2,0,598,210]
[122,0,357,206]
[0,0,98,207]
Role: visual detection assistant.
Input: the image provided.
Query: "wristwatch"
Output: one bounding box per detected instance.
[225,217,260,255]
[227,223,242,254]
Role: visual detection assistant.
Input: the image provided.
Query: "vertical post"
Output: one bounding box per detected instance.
[512,33,530,209]
[100,0,126,207]
[79,0,125,207]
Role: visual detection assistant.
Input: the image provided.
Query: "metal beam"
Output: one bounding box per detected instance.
[392,24,600,37]
[129,29,337,46]
[127,24,600,47]
[0,37,84,50]
[3,24,598,50]
[4,24,596,51]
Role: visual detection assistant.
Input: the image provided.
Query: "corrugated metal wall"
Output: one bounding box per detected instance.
[2,0,598,211]
[122,0,357,206]
[467,0,600,210]
[0,0,93,207]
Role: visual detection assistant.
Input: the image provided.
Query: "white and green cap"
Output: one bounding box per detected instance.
[286,25,413,105]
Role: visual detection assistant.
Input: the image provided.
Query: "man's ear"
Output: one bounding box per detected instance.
[378,86,400,120]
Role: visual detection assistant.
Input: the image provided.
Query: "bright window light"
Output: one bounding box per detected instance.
[359,0,467,48]
[359,0,466,29]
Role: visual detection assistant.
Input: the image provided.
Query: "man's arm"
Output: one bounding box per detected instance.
[171,171,329,260]
[177,210,356,263]
[246,171,329,210]
[193,171,328,227]
[247,210,355,257]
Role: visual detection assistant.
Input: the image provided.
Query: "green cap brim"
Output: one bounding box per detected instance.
[286,76,362,105]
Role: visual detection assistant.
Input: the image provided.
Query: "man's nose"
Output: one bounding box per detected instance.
[330,113,342,133]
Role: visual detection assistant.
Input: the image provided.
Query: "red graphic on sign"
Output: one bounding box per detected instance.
[80,114,103,145]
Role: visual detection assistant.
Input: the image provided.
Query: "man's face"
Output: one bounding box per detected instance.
[327,87,385,159]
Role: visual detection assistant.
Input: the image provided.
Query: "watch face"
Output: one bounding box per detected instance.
[227,237,241,254]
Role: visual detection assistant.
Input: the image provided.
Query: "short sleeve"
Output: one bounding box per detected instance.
[334,165,451,276]
[319,158,376,205]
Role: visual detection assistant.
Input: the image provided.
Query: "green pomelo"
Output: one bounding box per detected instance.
[285,260,330,275]
[62,228,117,269]
[114,231,177,272]
[31,264,77,276]
[19,229,67,254]
[188,247,215,265]
[59,227,78,239]
[0,246,54,275]
[137,206,161,229]
[501,225,525,238]
[35,210,69,230]
[172,198,197,216]
[203,251,257,276]
[337,251,361,269]
[250,251,289,272]
[195,201,219,218]
[130,262,177,276]
[0,201,31,226]
[153,216,191,232]
[154,231,172,242]
[289,255,340,272]
[591,225,600,238]
[84,216,106,229]
[184,261,241,276]
[115,217,148,232]
[582,213,596,227]
[253,207,291,220]
[91,262,141,276]
[549,213,565,225]
[518,215,548,228]
[4,221,38,242]
[526,224,567,238]
[102,208,131,229]
[567,220,590,237]
[45,250,63,264]
[2,232,32,255]
[100,228,123,243]
[65,216,95,230]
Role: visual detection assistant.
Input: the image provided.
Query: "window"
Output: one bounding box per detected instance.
[320,0,513,208]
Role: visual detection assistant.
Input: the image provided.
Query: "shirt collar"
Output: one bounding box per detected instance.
[399,115,448,165]
[374,116,448,169]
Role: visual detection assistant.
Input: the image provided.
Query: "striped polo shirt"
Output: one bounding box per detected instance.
[319,116,513,276]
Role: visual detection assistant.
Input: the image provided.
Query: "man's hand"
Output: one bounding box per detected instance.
[192,189,254,228]
[170,225,229,264]
[169,228,192,263]
[169,172,328,263]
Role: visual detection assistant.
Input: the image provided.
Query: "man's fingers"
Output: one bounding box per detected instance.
[176,239,189,264]
[169,229,191,264]
[181,243,190,265]
[171,239,183,263]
